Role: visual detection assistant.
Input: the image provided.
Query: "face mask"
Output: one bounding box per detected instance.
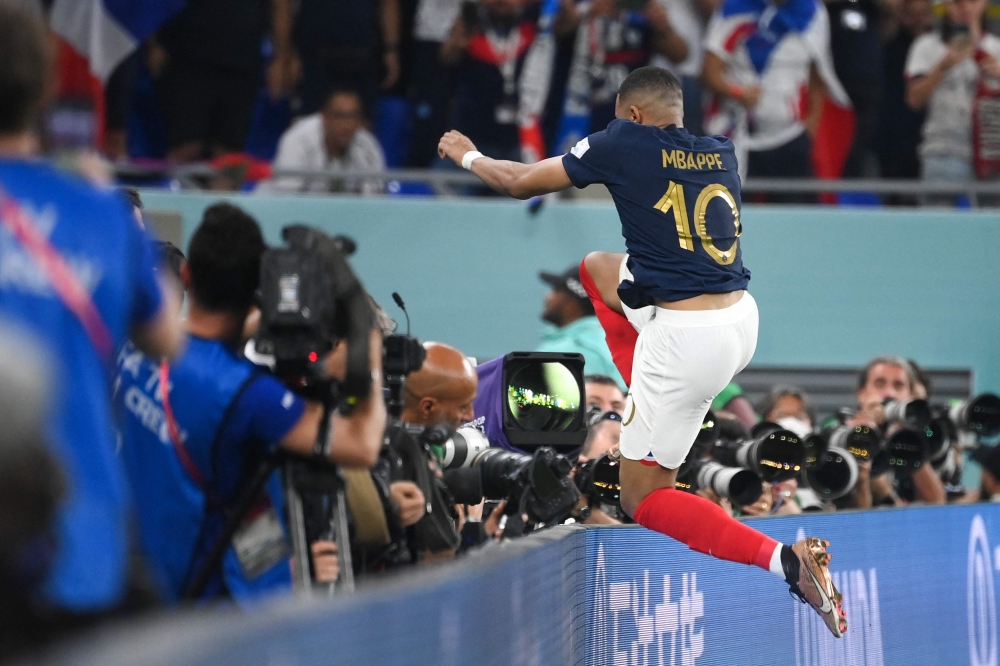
[776,416,812,439]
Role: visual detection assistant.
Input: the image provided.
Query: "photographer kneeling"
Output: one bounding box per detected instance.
[117,204,385,604]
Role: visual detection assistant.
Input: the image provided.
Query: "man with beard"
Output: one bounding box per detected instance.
[535,264,624,388]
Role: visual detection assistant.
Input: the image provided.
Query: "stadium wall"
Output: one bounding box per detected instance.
[46,503,1000,666]
[140,192,1000,393]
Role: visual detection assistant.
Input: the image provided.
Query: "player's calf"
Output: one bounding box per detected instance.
[619,457,847,638]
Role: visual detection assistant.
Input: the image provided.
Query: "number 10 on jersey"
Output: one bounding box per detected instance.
[653,181,742,266]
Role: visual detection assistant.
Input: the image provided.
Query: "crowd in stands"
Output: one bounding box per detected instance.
[26,0,1000,197]
[2,5,999,658]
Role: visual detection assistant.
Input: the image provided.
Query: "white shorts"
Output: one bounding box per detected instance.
[617,257,759,469]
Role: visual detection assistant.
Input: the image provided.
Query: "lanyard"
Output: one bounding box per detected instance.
[0,185,113,360]
[160,360,220,505]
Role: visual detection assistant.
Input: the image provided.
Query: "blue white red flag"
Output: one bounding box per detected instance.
[49,0,186,82]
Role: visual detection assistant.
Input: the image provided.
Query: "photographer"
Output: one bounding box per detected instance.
[845,356,946,507]
[117,204,385,604]
[371,342,477,563]
[585,374,626,416]
[572,413,623,525]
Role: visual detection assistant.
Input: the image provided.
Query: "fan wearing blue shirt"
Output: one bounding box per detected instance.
[437,65,847,638]
[116,203,385,605]
[0,5,183,615]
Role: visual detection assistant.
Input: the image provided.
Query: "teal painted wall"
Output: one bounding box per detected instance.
[140,191,1000,392]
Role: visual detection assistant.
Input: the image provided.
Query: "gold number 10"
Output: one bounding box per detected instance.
[653,181,742,265]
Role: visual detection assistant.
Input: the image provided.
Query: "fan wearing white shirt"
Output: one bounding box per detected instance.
[265,89,386,195]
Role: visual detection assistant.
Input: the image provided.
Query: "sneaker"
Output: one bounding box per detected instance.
[787,537,847,638]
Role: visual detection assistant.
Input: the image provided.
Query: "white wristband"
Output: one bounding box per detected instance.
[461,151,484,170]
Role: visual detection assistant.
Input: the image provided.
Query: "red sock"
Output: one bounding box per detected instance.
[578,259,638,386]
[633,488,779,571]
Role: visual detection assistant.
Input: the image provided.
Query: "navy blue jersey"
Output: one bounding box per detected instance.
[562,120,750,306]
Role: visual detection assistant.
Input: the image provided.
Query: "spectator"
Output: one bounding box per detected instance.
[408,0,463,166]
[824,0,884,178]
[154,0,296,163]
[558,0,689,134]
[905,0,1000,190]
[294,0,401,116]
[440,0,539,163]
[585,374,626,415]
[653,0,720,136]
[535,265,625,388]
[877,0,933,188]
[116,203,385,604]
[0,2,181,619]
[265,89,386,195]
[702,0,848,196]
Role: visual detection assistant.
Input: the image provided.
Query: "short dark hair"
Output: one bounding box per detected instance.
[121,187,143,211]
[585,374,620,389]
[857,355,916,392]
[0,5,51,134]
[617,66,683,109]
[322,87,365,115]
[187,203,266,314]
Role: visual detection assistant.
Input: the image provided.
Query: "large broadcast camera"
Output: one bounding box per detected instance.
[431,352,588,536]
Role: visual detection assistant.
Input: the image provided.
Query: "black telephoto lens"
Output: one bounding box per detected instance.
[827,424,881,462]
[872,425,927,476]
[802,433,827,470]
[804,446,858,500]
[951,393,1000,438]
[473,448,530,500]
[883,399,932,427]
[734,428,804,482]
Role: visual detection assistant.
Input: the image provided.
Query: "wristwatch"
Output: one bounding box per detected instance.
[572,503,592,522]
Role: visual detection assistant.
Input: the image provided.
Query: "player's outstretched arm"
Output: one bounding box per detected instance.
[438,130,572,200]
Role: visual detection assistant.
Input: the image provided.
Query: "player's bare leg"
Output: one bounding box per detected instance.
[617,455,847,637]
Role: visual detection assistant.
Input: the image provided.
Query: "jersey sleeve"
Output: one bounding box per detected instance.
[235,374,307,449]
[125,203,164,327]
[561,127,620,189]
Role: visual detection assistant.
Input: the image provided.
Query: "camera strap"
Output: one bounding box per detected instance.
[159,360,219,504]
[0,185,113,360]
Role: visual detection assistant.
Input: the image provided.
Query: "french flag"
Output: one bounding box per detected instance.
[48,0,185,147]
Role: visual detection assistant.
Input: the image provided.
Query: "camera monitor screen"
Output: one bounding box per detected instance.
[501,352,586,451]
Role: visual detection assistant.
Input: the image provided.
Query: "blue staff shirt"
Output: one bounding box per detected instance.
[0,159,163,610]
[116,336,305,604]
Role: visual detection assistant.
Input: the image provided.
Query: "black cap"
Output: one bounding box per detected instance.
[539,265,594,313]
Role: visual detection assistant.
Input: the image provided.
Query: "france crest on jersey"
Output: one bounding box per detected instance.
[562,120,750,307]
